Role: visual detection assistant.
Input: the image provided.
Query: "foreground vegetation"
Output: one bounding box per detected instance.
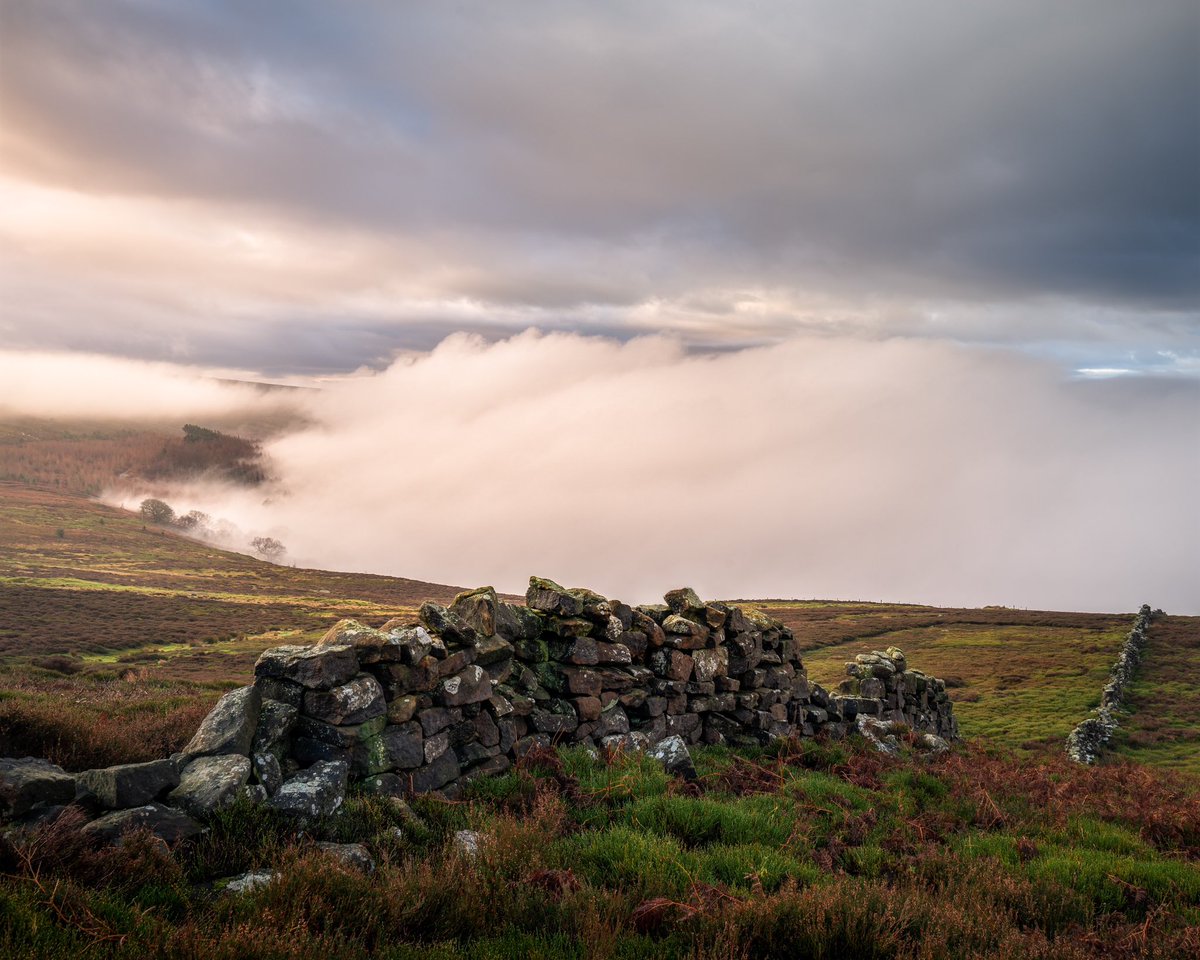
[3,738,1198,959]
[3,422,1198,956]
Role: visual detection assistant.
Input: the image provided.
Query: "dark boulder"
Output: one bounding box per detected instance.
[80,802,203,845]
[76,758,179,810]
[0,758,76,819]
[255,644,359,691]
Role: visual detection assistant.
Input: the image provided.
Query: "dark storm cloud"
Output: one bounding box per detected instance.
[3,0,1196,322]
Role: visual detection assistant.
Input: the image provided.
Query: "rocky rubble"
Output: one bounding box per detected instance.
[1066,604,1159,764]
[1,578,959,845]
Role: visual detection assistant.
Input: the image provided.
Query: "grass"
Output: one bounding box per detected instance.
[0,481,464,766]
[0,484,458,669]
[2,738,1198,959]
[1110,615,1200,774]
[763,607,1147,758]
[2,424,1199,955]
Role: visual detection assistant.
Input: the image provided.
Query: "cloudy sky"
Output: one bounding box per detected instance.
[1,2,1198,612]
[2,0,1196,376]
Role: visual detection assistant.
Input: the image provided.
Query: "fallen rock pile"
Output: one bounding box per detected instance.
[1,578,959,842]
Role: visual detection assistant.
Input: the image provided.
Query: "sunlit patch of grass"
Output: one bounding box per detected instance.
[799,623,1130,752]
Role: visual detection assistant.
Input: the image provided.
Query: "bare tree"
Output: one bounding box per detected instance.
[251,536,286,561]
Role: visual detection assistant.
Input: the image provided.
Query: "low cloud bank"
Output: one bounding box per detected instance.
[0,350,298,421]
[88,331,1199,614]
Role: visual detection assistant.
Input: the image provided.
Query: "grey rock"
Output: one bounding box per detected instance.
[317,619,402,663]
[856,716,901,756]
[295,714,386,748]
[255,644,359,691]
[222,870,277,894]
[269,760,348,819]
[419,602,476,645]
[394,625,440,663]
[451,586,499,637]
[423,731,450,764]
[169,755,251,817]
[315,841,375,872]
[692,648,729,682]
[76,758,179,810]
[80,802,203,845]
[243,783,268,804]
[252,700,298,758]
[303,674,386,726]
[254,677,304,708]
[664,587,704,616]
[452,829,484,859]
[917,733,950,755]
[648,735,698,780]
[406,749,460,794]
[359,722,423,774]
[180,686,261,761]
[526,576,583,617]
[252,752,283,795]
[441,665,492,706]
[0,758,76,818]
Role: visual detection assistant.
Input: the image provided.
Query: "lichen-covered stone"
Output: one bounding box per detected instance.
[303,674,386,726]
[169,754,251,817]
[180,685,261,761]
[252,700,298,759]
[664,587,704,617]
[359,722,423,774]
[441,665,492,706]
[648,735,698,780]
[526,576,583,617]
[315,841,375,872]
[269,760,348,819]
[256,644,359,690]
[252,752,283,795]
[419,602,476,645]
[451,586,499,637]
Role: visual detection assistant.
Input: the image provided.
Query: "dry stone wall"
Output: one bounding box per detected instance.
[1065,604,1159,764]
[1,578,958,838]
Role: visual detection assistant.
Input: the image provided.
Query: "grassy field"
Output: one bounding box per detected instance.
[1110,615,1200,772]
[757,601,1200,772]
[1,428,1198,957]
[2,739,1197,959]
[0,482,461,767]
[2,480,1196,770]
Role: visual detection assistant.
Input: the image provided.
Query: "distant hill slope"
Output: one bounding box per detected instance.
[0,483,462,679]
[1,478,1196,773]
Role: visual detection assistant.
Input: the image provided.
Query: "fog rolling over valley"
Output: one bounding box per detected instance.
[0,0,1195,613]
[5,333,1193,614]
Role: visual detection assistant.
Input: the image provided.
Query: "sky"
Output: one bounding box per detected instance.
[0,2,1197,611]
[1,0,1197,376]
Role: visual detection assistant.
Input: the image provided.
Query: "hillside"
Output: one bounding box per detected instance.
[3,479,1198,774]
[0,482,463,767]
[2,479,1199,958]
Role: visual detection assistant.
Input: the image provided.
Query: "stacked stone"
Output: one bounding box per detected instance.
[831,646,958,741]
[1066,604,1158,765]
[2,577,963,838]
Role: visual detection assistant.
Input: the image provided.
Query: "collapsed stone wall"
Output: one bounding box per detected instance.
[1,578,958,836]
[1065,604,1159,764]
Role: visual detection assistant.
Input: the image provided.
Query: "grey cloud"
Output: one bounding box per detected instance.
[3,0,1196,326]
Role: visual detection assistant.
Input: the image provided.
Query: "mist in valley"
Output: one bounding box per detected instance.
[5,334,1195,614]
